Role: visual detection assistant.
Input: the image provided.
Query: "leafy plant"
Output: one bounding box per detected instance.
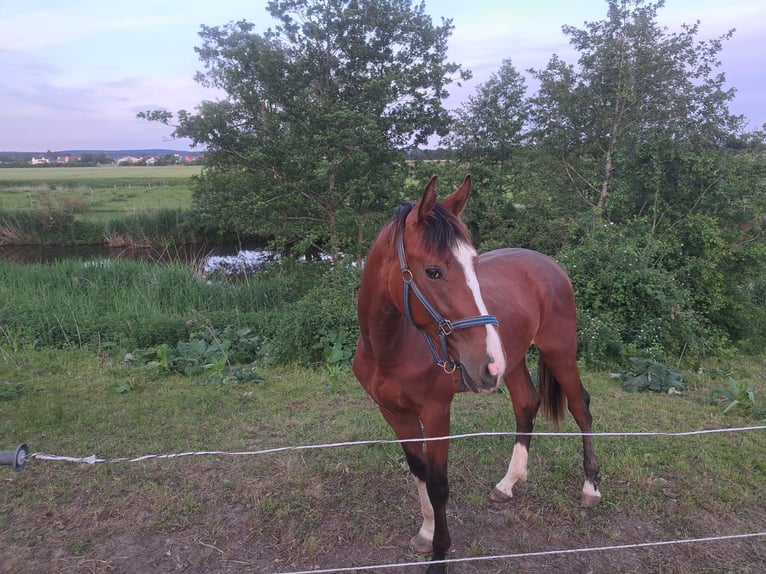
[123,318,265,384]
[710,379,765,417]
[0,381,29,401]
[615,357,686,393]
[314,328,353,365]
[114,379,134,394]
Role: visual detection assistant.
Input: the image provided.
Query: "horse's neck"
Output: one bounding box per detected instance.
[357,243,409,356]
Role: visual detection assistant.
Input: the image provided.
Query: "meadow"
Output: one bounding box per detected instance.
[0,166,199,225]
[0,166,201,246]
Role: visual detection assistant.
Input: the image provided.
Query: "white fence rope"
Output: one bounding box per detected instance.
[21,425,766,573]
[272,532,766,574]
[28,425,766,466]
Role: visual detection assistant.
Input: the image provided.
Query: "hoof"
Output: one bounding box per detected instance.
[488,487,512,504]
[581,491,602,508]
[409,533,433,555]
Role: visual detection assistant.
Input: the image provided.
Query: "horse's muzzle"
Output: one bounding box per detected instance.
[462,361,503,393]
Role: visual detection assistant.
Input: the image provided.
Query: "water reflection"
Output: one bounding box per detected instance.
[0,243,272,277]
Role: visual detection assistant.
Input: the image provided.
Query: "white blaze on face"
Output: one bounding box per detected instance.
[453,241,506,377]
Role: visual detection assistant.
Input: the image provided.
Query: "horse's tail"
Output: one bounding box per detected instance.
[538,360,566,428]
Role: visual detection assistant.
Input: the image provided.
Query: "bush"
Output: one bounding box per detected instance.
[258,261,360,364]
[557,220,714,366]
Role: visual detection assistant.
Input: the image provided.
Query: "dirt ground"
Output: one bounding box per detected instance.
[3,458,765,574]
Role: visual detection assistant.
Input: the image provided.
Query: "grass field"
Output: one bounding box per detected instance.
[0,166,200,223]
[0,165,202,183]
[1,348,764,573]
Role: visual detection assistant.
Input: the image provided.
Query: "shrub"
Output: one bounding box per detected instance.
[557,220,714,366]
[258,261,360,365]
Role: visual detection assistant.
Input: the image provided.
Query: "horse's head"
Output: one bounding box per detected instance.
[393,175,506,392]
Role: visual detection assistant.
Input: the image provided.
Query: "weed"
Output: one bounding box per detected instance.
[615,357,686,393]
[113,378,135,394]
[123,316,265,384]
[710,378,765,417]
[0,381,29,401]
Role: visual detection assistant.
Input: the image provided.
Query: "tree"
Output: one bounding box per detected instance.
[529,0,743,225]
[445,58,530,165]
[141,0,468,259]
[441,59,583,253]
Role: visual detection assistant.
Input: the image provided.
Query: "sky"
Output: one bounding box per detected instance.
[1,0,764,152]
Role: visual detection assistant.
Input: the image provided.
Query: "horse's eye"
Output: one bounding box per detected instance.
[425,267,443,280]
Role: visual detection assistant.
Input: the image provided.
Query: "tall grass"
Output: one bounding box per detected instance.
[0,258,359,364]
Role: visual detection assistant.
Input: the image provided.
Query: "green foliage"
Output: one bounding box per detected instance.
[0,381,29,401]
[529,0,741,222]
[616,357,686,394]
[445,59,530,164]
[558,221,710,365]
[260,261,360,364]
[144,0,467,257]
[0,256,359,369]
[103,209,200,245]
[710,379,765,418]
[124,323,266,385]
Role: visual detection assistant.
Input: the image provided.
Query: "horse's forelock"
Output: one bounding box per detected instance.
[385,201,470,256]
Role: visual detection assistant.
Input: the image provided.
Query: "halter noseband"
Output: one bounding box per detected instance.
[396,228,499,382]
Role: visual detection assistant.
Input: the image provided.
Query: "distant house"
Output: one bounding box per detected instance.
[116,156,141,165]
[29,156,50,165]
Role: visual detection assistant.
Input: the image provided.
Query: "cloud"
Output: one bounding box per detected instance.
[0,7,178,52]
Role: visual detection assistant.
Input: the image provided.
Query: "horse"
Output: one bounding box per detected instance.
[352,175,601,573]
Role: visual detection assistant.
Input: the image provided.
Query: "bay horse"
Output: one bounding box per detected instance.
[352,175,601,573]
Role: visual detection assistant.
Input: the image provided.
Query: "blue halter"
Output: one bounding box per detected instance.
[396,229,500,379]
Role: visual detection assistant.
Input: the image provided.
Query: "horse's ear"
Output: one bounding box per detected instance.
[442,174,471,218]
[416,175,439,223]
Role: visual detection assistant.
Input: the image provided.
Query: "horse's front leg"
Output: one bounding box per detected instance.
[418,405,452,574]
[380,403,452,574]
[378,407,441,555]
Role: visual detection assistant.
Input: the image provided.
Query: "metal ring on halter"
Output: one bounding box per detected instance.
[442,361,458,375]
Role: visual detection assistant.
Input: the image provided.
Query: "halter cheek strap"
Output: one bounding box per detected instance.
[396,230,499,379]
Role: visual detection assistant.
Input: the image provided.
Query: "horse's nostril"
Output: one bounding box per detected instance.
[487,357,500,377]
[482,363,500,388]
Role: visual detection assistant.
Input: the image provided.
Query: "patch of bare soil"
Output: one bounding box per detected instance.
[2,459,765,574]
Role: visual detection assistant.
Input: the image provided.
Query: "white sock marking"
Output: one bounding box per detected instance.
[494,443,529,497]
[414,477,434,541]
[582,480,601,499]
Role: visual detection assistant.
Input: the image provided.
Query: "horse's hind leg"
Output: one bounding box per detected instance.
[542,353,601,507]
[490,363,540,503]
